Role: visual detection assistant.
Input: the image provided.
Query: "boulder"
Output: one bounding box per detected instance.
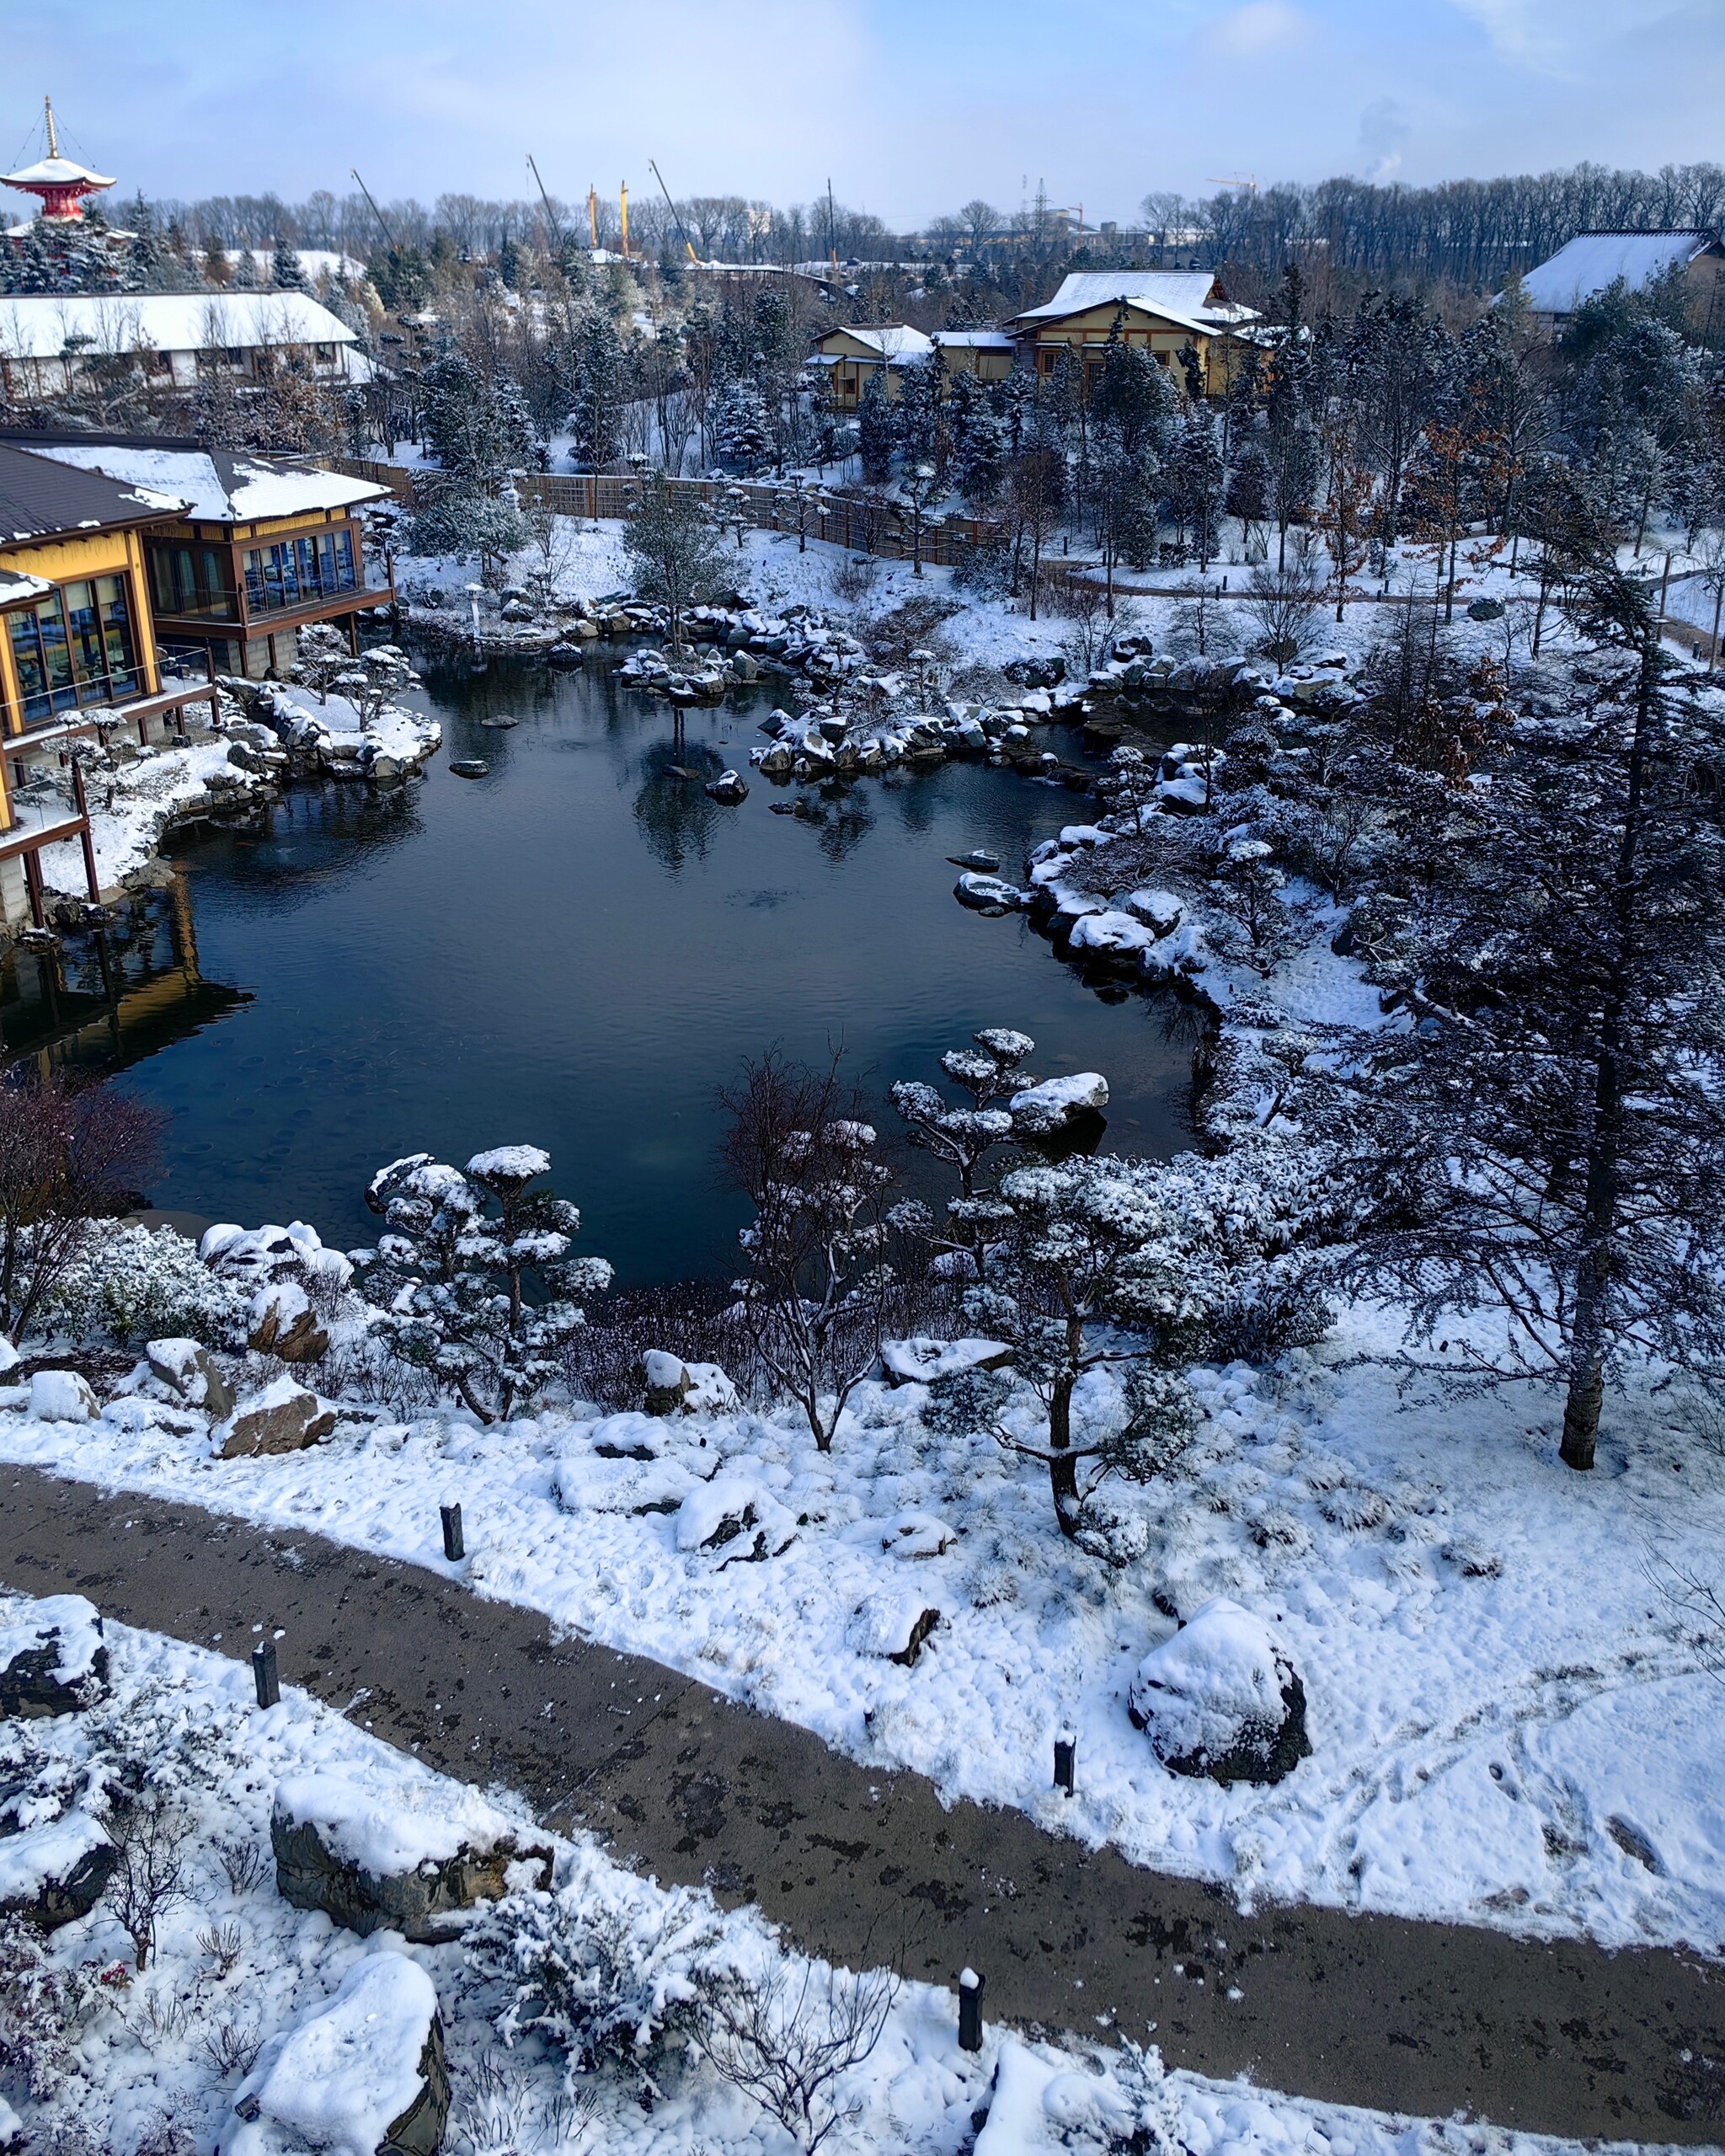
[546,641,586,667]
[881,1337,1012,1388]
[270,1773,553,1943]
[675,1474,797,1564]
[1127,1597,1311,1786]
[1009,1073,1110,1134]
[27,1370,97,1424]
[215,1378,338,1459]
[146,1339,235,1417]
[846,1592,941,1666]
[0,1596,108,1717]
[955,873,1028,912]
[641,1352,739,1417]
[247,1282,329,1365]
[224,1954,449,2156]
[704,769,749,805]
[0,1813,116,1931]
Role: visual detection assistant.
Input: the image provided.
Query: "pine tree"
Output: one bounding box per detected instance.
[711,377,774,474]
[896,352,943,473]
[569,306,628,471]
[1167,408,1225,570]
[858,369,895,484]
[950,378,1006,506]
[622,474,728,650]
[232,245,259,290]
[129,195,167,290]
[270,234,306,289]
[497,235,523,291]
[1226,436,1274,558]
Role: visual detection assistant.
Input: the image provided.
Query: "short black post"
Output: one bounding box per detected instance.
[958,1966,984,2052]
[441,1502,465,1562]
[1054,1726,1076,1797]
[252,1639,279,1709]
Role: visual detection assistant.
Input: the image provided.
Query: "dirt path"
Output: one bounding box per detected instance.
[2,1465,1717,2143]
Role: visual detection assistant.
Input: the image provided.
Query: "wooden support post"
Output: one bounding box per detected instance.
[71,762,99,902]
[252,1638,280,1708]
[22,848,45,931]
[958,1968,984,2052]
[1054,1726,1076,1796]
[347,613,360,657]
[440,1502,464,1561]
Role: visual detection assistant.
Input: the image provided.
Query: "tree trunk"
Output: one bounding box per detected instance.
[1046,1373,1081,1537]
[1559,1353,1603,1471]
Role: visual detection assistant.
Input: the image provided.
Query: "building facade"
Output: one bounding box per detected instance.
[1006,270,1259,394]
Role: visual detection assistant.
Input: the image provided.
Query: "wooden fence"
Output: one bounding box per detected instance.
[328,457,998,570]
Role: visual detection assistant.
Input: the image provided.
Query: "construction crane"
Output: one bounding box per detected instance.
[587,186,600,249]
[526,153,562,251]
[350,168,398,250]
[649,159,701,265]
[1204,174,1258,193]
[619,181,630,257]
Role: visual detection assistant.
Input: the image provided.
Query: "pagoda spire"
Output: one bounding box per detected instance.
[2,98,116,222]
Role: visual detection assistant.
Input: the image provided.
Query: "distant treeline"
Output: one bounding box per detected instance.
[151,159,1725,297]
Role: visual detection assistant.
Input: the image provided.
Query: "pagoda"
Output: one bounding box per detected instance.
[2,98,115,223]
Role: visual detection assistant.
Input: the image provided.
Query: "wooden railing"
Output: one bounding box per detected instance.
[327,457,1000,570]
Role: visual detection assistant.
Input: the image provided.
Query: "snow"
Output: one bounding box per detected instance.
[465,1144,551,1182]
[1517,230,1714,316]
[1127,1598,1290,1763]
[7,1307,1724,1952]
[0,1593,104,1688]
[39,736,275,896]
[1009,1072,1110,1127]
[224,1951,438,2156]
[0,1811,108,1904]
[26,1371,95,1425]
[0,291,361,363]
[31,445,386,523]
[0,1593,1671,2156]
[272,1768,529,1877]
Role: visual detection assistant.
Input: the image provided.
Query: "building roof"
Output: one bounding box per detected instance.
[1011,270,1226,327]
[2,153,116,192]
[0,566,53,609]
[1518,231,1720,316]
[0,441,183,547]
[0,291,360,361]
[26,442,388,524]
[930,329,1014,349]
[821,324,935,362]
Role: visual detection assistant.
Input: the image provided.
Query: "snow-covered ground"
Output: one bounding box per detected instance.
[3,1292,1721,1959]
[0,1592,1688,2156]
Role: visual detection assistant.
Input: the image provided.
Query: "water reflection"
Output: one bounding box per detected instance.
[76,640,1204,1282]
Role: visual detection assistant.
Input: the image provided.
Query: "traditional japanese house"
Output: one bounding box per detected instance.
[1006,270,1260,395]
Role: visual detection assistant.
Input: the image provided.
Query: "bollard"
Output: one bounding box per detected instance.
[958,1966,985,2052]
[252,1638,279,1709]
[1054,1726,1076,1797]
[441,1501,465,1562]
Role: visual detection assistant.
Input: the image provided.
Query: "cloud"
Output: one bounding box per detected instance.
[1201,0,1312,57]
[1359,96,1413,181]
[1445,0,1685,67]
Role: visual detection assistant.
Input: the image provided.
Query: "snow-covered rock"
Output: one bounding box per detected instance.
[641,1353,739,1417]
[955,872,1028,911]
[1009,1073,1109,1134]
[146,1337,235,1417]
[0,1811,115,1930]
[674,1472,797,1563]
[0,1593,107,1716]
[847,1590,941,1666]
[215,1377,338,1459]
[880,1336,1011,1388]
[1128,1597,1311,1787]
[247,1280,329,1364]
[27,1370,96,1425]
[224,1951,447,2156]
[271,1771,551,1942]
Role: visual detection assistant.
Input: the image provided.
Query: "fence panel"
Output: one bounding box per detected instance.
[326,457,998,570]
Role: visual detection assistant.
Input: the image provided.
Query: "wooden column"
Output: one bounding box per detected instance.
[22,848,45,930]
[71,762,100,902]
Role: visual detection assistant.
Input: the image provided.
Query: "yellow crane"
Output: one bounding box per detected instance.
[649,159,702,265]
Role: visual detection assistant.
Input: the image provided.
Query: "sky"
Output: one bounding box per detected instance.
[5,0,1721,227]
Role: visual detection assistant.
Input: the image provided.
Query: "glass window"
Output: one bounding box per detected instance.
[96,575,140,697]
[334,528,355,588]
[8,610,49,725]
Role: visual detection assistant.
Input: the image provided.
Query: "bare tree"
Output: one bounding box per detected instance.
[721,1050,904,1452]
[105,1787,195,1971]
[695,1959,898,2155]
[1241,547,1323,665]
[0,1074,163,1345]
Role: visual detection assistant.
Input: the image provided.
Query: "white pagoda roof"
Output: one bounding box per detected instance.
[1,154,115,190]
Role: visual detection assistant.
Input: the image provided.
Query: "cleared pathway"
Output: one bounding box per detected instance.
[0,1465,1718,2144]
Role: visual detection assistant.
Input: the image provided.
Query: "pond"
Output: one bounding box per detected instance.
[5,645,1204,1283]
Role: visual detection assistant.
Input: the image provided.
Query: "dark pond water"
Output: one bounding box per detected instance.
[6,646,1204,1282]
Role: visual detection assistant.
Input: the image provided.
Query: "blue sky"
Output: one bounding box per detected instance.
[6,0,1719,224]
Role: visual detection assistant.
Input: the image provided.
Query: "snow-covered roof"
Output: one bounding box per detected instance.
[2,154,115,190]
[0,291,359,361]
[1518,231,1719,316]
[28,442,387,524]
[0,565,52,608]
[1012,271,1225,325]
[931,329,1013,349]
[823,324,934,362]
[214,249,369,285]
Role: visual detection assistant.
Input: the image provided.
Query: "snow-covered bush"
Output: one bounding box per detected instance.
[466,1855,723,2094]
[0,1915,111,2098]
[358,1146,611,1423]
[38,1223,243,1350]
[692,1956,898,2155]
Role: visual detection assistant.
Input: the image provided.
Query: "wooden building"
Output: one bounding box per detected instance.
[0,292,372,404]
[20,438,394,678]
[809,323,1017,407]
[0,444,218,928]
[1514,230,1725,337]
[1006,270,1260,394]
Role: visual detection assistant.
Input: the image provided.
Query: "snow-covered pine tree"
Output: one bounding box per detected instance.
[359,1147,611,1422]
[857,369,895,484]
[270,234,306,289]
[622,474,728,651]
[711,377,775,475]
[569,305,629,473]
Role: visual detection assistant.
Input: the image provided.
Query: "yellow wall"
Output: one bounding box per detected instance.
[1022,304,1251,394]
[0,527,164,777]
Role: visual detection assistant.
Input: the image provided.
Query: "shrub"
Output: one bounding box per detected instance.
[39,1222,244,1349]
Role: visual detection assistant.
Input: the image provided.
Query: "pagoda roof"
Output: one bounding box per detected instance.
[2,154,115,192]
